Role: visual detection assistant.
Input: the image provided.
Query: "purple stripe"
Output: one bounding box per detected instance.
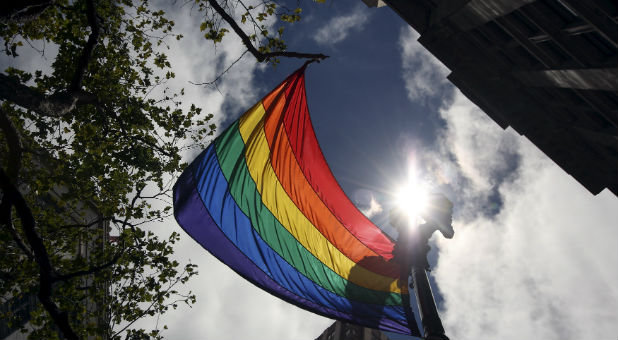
[173,162,414,334]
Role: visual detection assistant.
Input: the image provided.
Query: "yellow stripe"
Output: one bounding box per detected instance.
[238,102,402,294]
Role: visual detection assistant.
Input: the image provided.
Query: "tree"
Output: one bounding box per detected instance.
[0,0,326,339]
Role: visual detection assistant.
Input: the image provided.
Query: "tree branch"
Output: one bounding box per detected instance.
[69,0,100,92]
[0,105,23,180]
[56,251,123,282]
[0,106,35,259]
[189,49,248,86]
[2,206,35,261]
[0,168,80,340]
[0,73,98,117]
[58,216,123,229]
[111,267,189,338]
[0,0,56,25]
[0,0,100,118]
[206,0,328,63]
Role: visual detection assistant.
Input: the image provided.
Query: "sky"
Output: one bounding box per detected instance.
[3,1,617,339]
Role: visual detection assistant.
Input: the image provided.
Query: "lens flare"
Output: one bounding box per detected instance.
[395,165,429,226]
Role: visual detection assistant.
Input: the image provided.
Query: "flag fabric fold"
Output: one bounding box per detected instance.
[173,66,420,336]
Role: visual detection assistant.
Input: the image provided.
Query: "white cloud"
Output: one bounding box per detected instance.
[435,92,523,221]
[313,6,370,45]
[151,1,265,140]
[0,40,58,77]
[150,235,332,339]
[361,195,384,219]
[397,37,618,338]
[433,125,618,339]
[399,27,452,105]
[439,98,520,191]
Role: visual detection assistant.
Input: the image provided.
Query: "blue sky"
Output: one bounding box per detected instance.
[4,1,617,339]
[251,3,458,230]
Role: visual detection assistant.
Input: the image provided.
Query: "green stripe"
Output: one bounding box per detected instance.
[214,121,404,306]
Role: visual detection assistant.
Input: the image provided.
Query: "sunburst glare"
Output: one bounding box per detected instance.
[395,162,430,226]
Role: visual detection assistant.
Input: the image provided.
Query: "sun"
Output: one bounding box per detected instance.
[395,166,430,226]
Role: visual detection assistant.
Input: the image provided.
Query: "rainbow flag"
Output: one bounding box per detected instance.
[173,65,420,336]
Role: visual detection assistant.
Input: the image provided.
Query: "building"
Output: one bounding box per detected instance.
[316,321,390,340]
[0,295,37,340]
[369,0,617,196]
[0,190,110,340]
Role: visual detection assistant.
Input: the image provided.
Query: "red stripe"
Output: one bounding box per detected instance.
[262,72,399,277]
[282,72,396,260]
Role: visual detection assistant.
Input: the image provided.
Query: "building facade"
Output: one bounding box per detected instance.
[371,0,617,196]
[0,195,110,340]
[316,321,390,340]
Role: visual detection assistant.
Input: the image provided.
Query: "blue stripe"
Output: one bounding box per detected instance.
[193,144,410,326]
[173,156,415,335]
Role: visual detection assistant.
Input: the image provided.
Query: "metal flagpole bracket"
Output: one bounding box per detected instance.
[390,193,454,340]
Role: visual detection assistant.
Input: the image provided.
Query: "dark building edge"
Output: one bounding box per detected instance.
[382,0,617,196]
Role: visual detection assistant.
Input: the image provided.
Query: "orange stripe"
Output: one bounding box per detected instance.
[262,81,286,111]
[239,103,403,293]
[262,87,400,278]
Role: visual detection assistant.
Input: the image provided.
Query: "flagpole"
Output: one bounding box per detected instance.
[410,217,449,340]
[391,193,453,340]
